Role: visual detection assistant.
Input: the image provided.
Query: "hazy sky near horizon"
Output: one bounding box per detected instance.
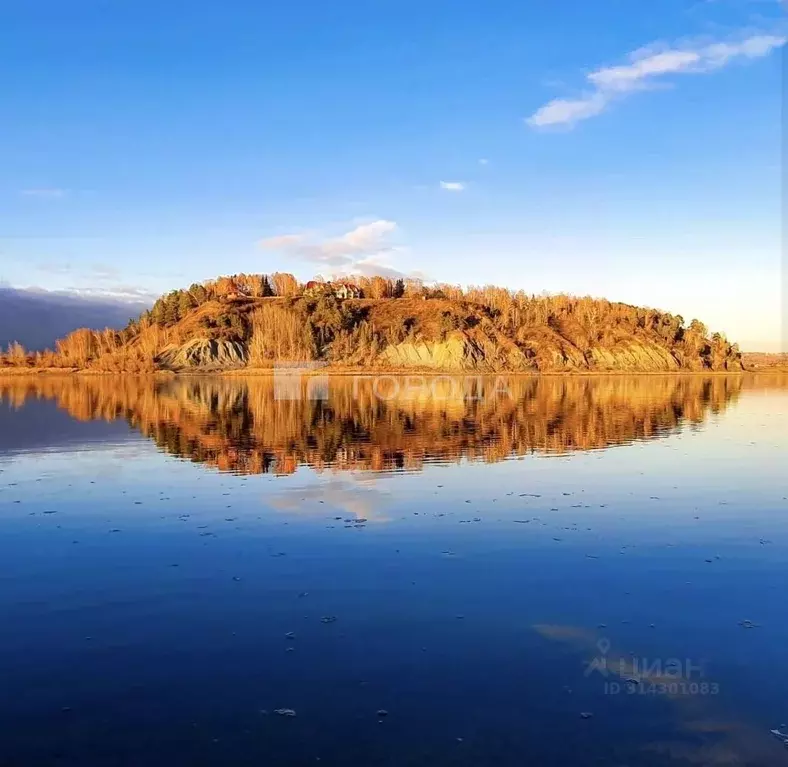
[1,0,785,350]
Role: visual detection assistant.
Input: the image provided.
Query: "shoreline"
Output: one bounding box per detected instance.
[1,366,781,378]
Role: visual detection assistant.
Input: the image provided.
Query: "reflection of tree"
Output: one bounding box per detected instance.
[0,374,750,475]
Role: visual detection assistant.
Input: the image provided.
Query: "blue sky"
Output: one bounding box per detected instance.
[0,0,785,350]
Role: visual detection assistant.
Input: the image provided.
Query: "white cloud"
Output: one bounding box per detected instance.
[35,262,121,280]
[20,188,68,199]
[258,220,405,276]
[527,33,786,128]
[18,284,158,304]
[352,254,410,279]
[479,158,489,166]
[440,181,466,191]
[259,234,304,250]
[527,92,610,128]
[55,285,160,303]
[336,220,397,254]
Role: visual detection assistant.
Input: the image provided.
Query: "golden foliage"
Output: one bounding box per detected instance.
[248,303,316,364]
[0,272,744,373]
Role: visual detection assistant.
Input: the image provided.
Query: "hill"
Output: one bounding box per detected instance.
[0,273,744,373]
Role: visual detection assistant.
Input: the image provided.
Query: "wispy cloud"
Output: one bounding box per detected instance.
[527,33,786,128]
[35,262,120,280]
[259,234,303,251]
[89,264,121,280]
[440,181,466,191]
[20,188,69,199]
[36,262,74,276]
[259,220,409,277]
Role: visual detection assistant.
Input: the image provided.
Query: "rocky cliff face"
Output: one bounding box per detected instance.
[151,322,744,373]
[586,343,680,372]
[157,338,247,370]
[377,333,742,373]
[380,335,498,370]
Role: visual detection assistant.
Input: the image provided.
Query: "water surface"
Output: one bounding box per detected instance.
[1,374,787,766]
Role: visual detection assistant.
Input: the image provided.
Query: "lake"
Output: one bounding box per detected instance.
[1,373,787,766]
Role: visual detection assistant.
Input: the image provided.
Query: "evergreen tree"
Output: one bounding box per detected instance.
[178,290,197,316]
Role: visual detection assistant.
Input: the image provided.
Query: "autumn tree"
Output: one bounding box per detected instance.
[214,276,239,298]
[255,275,274,297]
[56,329,99,366]
[189,283,209,304]
[271,272,299,297]
[178,291,197,317]
[367,276,388,299]
[4,342,27,366]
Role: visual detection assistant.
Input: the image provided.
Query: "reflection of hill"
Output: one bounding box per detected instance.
[0,374,752,475]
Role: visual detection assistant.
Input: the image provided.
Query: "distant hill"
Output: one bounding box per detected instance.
[0,286,151,351]
[0,273,744,373]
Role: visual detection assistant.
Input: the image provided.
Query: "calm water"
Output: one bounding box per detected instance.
[1,374,787,766]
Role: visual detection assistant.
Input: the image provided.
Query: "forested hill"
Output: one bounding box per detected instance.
[0,273,744,373]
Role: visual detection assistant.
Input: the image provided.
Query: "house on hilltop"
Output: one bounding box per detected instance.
[303,281,362,299]
[334,282,362,299]
[303,280,326,297]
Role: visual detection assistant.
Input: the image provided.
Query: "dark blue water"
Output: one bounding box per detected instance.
[1,375,787,766]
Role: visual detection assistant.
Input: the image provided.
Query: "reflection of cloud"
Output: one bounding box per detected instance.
[643,727,780,766]
[533,622,783,764]
[268,479,391,522]
[532,623,595,643]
